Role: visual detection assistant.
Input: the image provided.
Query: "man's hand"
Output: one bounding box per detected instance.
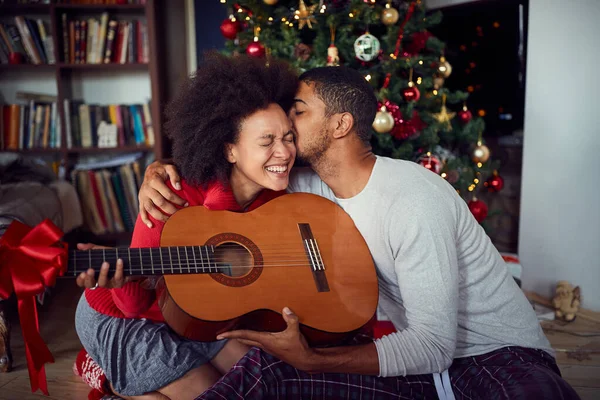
[217,307,318,373]
[75,243,128,289]
[138,160,187,227]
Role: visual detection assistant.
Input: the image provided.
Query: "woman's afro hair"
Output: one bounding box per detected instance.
[164,51,299,186]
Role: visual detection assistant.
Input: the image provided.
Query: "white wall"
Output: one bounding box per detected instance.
[519,0,600,310]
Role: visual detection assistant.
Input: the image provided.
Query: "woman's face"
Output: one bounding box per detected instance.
[227,103,296,193]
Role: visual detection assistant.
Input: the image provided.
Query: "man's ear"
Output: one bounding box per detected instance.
[332,112,354,139]
[225,144,236,164]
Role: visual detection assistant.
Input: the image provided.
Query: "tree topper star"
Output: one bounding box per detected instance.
[295,0,317,29]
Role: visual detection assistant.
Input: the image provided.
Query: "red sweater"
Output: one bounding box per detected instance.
[84,179,283,321]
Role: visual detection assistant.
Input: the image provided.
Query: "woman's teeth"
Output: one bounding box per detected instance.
[265,166,288,173]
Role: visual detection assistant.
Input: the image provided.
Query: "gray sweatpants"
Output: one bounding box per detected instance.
[75,294,227,396]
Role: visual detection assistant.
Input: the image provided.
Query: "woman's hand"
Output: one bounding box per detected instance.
[75,243,128,289]
[138,160,187,227]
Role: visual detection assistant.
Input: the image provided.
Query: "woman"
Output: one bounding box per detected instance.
[74,52,298,400]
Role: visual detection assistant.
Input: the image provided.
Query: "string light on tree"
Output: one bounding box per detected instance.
[354,32,380,62]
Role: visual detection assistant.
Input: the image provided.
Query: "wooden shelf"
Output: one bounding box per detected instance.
[0,0,165,244]
[0,148,62,154]
[0,4,51,13]
[58,63,148,70]
[55,4,146,10]
[0,63,56,71]
[67,145,153,153]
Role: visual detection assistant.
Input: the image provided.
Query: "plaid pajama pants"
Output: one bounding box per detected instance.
[196,346,580,400]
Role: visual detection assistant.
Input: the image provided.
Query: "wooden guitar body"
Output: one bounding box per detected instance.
[159,193,378,346]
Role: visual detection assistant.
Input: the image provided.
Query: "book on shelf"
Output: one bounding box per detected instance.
[63,99,154,149]
[1,92,61,150]
[0,17,55,65]
[61,11,148,64]
[72,157,144,235]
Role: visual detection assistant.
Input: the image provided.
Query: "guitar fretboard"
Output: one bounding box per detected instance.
[67,246,220,277]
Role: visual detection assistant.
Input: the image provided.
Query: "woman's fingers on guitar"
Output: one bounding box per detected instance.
[76,268,97,288]
[113,259,125,288]
[97,262,111,288]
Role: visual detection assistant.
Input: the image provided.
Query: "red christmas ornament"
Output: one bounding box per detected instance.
[220,19,240,40]
[246,41,266,58]
[405,31,434,56]
[468,198,488,222]
[417,153,442,174]
[458,105,472,124]
[377,101,426,140]
[402,86,421,102]
[485,173,504,192]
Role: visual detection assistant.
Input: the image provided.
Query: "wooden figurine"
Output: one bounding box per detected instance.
[552,281,581,322]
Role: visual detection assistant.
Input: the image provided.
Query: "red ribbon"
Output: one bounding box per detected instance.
[383,2,417,89]
[0,219,67,395]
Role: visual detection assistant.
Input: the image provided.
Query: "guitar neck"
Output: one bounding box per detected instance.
[66,246,220,278]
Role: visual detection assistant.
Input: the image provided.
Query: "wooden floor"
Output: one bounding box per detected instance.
[0,281,90,399]
[0,281,599,399]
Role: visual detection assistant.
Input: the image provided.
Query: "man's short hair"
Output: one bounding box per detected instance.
[299,66,378,144]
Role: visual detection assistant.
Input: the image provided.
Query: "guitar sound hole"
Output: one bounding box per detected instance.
[213,242,253,277]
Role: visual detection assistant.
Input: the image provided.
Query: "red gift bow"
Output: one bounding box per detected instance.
[0,219,67,395]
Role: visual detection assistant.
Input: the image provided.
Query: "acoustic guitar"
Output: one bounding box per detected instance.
[66,193,379,345]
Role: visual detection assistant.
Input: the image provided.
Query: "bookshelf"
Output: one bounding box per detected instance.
[0,0,165,245]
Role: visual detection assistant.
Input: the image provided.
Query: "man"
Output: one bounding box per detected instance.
[138,67,578,399]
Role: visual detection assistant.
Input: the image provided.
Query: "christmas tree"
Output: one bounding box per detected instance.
[218,0,504,223]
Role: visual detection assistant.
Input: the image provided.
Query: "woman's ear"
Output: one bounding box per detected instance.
[225,144,236,164]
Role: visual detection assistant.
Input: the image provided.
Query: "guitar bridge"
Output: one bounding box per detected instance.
[298,223,330,293]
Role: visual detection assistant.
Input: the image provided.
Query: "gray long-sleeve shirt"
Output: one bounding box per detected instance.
[288,156,552,377]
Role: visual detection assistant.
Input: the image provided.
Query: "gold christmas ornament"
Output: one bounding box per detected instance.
[433,75,445,89]
[295,0,317,29]
[263,0,279,4]
[438,56,452,78]
[432,94,455,131]
[472,141,490,163]
[381,7,399,25]
[372,106,395,133]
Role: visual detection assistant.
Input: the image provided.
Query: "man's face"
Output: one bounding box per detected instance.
[289,81,332,165]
